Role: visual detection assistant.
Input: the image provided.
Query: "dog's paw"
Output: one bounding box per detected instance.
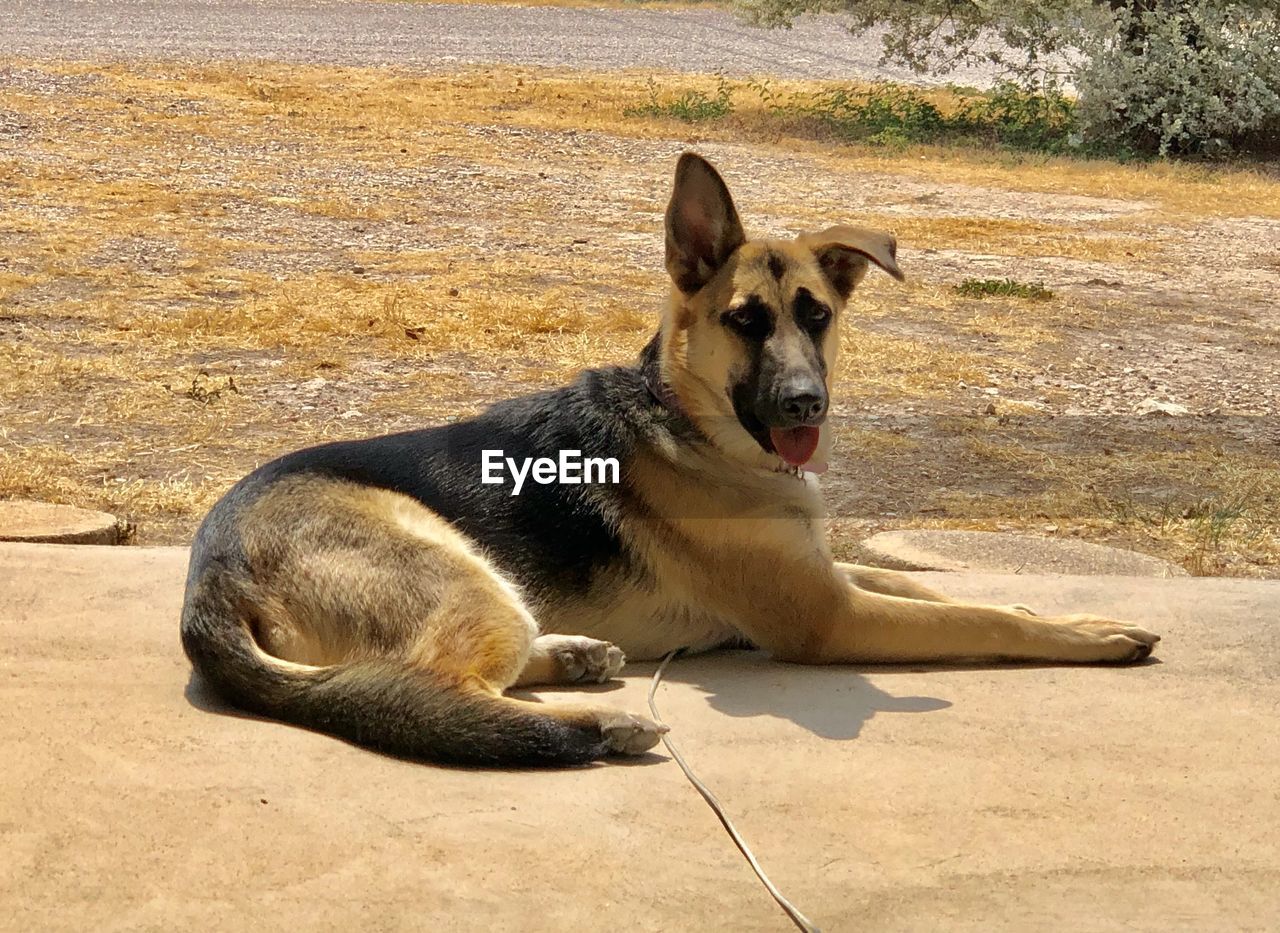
[1003,603,1038,616]
[599,711,668,755]
[1054,614,1161,663]
[544,635,626,683]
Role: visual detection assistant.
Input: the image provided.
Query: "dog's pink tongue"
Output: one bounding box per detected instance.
[769,426,821,467]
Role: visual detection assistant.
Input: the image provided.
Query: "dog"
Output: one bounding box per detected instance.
[181,152,1160,766]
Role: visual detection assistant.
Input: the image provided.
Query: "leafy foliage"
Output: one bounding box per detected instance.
[636,77,1081,155]
[625,75,735,122]
[955,82,1077,152]
[733,0,1280,157]
[1077,2,1280,155]
[955,278,1056,300]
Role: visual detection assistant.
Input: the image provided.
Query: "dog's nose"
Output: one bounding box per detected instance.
[781,390,827,423]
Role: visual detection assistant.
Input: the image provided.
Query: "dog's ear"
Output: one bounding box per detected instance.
[798,225,905,300]
[664,152,746,294]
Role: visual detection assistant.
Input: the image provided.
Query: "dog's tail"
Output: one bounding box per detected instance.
[180,567,616,766]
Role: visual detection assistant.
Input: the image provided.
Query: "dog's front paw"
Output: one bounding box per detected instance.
[1055,614,1161,663]
[545,635,626,683]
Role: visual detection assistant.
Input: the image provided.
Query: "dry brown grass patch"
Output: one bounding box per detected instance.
[26,61,1280,221]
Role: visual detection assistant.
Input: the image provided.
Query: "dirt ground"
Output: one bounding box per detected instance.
[1,61,1278,574]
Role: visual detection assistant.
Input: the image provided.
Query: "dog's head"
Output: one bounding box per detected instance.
[657,152,904,474]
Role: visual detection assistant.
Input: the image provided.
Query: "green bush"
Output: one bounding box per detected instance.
[803,84,947,144]
[955,278,1056,300]
[625,75,734,122]
[733,0,1280,159]
[788,82,1079,154]
[953,83,1077,153]
[1076,2,1280,156]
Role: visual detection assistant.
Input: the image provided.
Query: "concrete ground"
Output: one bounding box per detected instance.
[0,500,125,546]
[857,530,1188,578]
[2,541,1277,930]
[1,0,1006,85]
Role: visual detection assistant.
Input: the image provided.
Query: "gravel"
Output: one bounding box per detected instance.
[1,0,1006,85]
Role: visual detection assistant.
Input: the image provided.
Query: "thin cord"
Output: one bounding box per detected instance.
[648,651,822,933]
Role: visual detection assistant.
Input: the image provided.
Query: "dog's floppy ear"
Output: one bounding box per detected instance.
[798,225,905,300]
[664,152,746,294]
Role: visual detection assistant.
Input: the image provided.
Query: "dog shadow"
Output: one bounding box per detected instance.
[632,650,952,741]
[185,651,955,754]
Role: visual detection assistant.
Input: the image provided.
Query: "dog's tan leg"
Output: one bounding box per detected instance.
[846,591,1152,663]
[792,582,1157,664]
[390,550,662,755]
[835,561,1038,616]
[835,562,954,603]
[513,634,626,686]
[718,560,1157,665]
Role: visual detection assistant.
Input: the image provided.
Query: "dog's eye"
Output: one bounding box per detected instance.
[794,289,832,332]
[721,300,771,339]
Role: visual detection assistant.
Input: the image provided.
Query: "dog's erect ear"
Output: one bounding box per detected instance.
[664,153,746,294]
[798,225,905,300]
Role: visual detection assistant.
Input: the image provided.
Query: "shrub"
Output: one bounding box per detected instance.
[625,75,734,122]
[954,82,1077,153]
[786,81,1078,153]
[955,278,1056,300]
[733,0,1280,158]
[1076,2,1280,156]
[804,84,947,145]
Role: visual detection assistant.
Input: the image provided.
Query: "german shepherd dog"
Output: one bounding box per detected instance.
[181,153,1160,766]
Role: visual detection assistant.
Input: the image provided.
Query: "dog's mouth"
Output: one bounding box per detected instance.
[768,426,822,468]
[738,412,826,473]
[729,379,828,474]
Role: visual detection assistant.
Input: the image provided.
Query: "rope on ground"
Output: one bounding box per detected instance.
[647,650,822,933]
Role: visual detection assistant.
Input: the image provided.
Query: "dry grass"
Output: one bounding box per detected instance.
[427,68,1280,220]
[2,60,1277,574]
[920,443,1280,577]
[28,62,1280,219]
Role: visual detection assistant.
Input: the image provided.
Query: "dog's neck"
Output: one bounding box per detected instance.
[639,332,687,420]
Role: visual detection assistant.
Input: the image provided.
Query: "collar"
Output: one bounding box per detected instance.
[639,332,688,420]
[643,364,686,417]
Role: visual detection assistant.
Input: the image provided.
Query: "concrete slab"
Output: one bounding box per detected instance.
[0,499,123,545]
[858,529,1188,577]
[2,542,1277,931]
